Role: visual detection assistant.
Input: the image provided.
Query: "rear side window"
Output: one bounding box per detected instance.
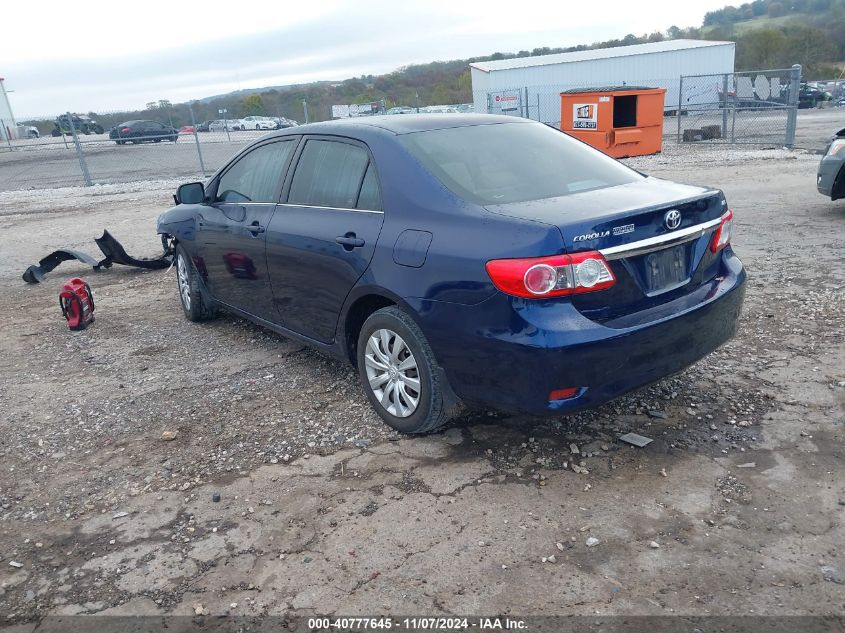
[357,164,382,211]
[400,121,641,205]
[216,140,295,203]
[288,140,369,209]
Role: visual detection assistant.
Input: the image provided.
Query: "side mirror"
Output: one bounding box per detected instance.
[176,182,205,205]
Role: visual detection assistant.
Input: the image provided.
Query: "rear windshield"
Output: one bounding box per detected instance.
[399,121,642,205]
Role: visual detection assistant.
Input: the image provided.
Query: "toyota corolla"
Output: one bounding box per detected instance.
[157,114,746,434]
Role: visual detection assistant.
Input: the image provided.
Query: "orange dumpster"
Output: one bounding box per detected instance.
[560,86,666,158]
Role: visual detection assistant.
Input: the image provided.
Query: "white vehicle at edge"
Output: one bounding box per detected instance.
[209,119,244,132]
[16,123,39,139]
[241,116,277,130]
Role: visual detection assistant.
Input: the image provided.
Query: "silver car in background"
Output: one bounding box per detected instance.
[817,128,845,201]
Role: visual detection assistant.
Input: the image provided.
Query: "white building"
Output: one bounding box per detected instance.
[469,39,736,124]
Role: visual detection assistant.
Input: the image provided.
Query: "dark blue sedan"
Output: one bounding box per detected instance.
[157,114,746,433]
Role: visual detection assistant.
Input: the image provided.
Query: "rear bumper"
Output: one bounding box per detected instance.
[817,156,843,198]
[412,250,746,416]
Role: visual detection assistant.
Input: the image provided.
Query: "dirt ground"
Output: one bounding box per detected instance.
[0,140,843,628]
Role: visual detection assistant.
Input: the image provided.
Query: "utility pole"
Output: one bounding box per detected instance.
[302,100,309,124]
[0,78,17,127]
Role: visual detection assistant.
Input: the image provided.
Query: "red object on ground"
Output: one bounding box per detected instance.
[58,278,95,330]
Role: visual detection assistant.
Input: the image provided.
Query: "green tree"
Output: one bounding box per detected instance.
[240,94,264,116]
[736,27,788,68]
[768,2,785,16]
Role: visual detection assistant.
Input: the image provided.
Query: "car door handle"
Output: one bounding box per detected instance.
[335,234,365,249]
[248,221,265,235]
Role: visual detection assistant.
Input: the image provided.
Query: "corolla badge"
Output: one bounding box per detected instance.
[664,209,682,230]
[573,230,610,242]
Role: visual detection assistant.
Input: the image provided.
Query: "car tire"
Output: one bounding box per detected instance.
[356,306,459,434]
[154,138,161,143]
[175,245,217,322]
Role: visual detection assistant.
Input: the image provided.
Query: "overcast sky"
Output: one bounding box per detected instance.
[2,0,729,118]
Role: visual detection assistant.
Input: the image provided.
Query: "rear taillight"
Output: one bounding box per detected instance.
[121,127,130,134]
[485,251,615,299]
[710,210,733,253]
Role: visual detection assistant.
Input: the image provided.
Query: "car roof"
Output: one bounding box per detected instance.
[263,113,529,138]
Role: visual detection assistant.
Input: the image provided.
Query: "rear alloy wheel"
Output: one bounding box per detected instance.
[175,245,217,322]
[357,306,457,434]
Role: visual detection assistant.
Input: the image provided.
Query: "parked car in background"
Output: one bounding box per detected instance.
[16,123,39,139]
[242,116,277,130]
[817,127,845,201]
[158,114,746,434]
[386,106,414,115]
[109,120,178,144]
[179,125,196,135]
[798,84,832,109]
[196,121,212,132]
[271,117,298,128]
[209,119,244,132]
[52,114,104,136]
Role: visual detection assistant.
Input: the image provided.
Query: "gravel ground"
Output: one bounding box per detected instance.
[0,143,842,626]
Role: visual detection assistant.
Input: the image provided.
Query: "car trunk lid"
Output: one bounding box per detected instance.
[485,177,727,322]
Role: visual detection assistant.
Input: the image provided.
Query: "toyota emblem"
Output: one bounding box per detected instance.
[664,209,682,230]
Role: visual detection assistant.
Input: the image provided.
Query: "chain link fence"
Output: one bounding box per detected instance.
[674,66,801,146]
[0,66,809,192]
[0,108,292,191]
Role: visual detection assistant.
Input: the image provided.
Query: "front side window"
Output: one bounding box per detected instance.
[216,140,295,203]
[288,140,369,209]
[399,121,642,205]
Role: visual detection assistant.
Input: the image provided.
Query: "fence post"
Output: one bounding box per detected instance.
[0,118,13,151]
[66,112,92,186]
[524,87,528,119]
[188,104,207,177]
[785,64,801,149]
[677,75,684,144]
[722,74,729,141]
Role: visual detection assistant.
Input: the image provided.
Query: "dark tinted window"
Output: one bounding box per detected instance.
[399,121,642,205]
[288,140,369,208]
[147,122,164,130]
[216,140,295,203]
[356,164,382,210]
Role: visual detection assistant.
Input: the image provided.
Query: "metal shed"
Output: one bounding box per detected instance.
[470,39,735,124]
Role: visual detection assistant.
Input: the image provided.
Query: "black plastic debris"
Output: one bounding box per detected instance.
[23,230,172,284]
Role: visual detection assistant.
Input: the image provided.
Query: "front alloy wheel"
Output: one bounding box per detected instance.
[177,252,192,311]
[174,245,217,322]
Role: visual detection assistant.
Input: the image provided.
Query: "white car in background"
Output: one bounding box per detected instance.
[209,119,244,132]
[241,116,277,130]
[17,123,40,138]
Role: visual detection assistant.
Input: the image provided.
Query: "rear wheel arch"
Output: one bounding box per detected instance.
[832,164,845,201]
[343,293,397,365]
